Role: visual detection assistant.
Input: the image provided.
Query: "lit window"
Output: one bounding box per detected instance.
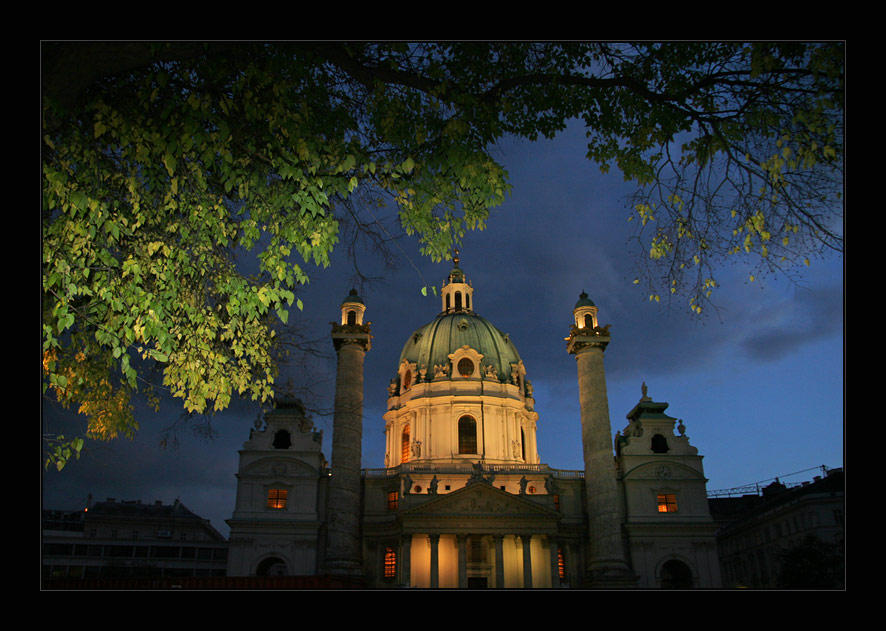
[656,493,678,513]
[458,416,477,454]
[401,425,411,463]
[387,491,399,511]
[267,488,288,510]
[558,549,566,580]
[457,357,473,377]
[383,547,397,580]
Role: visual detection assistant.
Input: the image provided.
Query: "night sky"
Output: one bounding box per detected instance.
[41,121,844,538]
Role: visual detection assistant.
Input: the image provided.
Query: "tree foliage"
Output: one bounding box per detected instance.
[42,42,843,468]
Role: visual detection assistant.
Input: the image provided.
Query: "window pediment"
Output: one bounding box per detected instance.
[448,345,484,379]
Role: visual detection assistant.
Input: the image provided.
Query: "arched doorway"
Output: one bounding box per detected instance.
[660,559,693,589]
[256,556,288,576]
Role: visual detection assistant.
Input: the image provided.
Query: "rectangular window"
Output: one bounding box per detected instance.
[656,493,678,513]
[558,549,566,580]
[267,488,288,510]
[387,491,399,511]
[383,547,397,580]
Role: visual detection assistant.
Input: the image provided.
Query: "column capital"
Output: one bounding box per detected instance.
[331,322,372,352]
[565,325,610,355]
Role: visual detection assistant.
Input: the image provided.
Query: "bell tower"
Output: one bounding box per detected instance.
[566,292,636,588]
[324,289,371,577]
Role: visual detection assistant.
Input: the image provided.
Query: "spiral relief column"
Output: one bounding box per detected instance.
[324,290,371,577]
[566,292,636,588]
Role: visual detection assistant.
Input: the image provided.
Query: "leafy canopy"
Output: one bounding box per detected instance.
[42,42,843,468]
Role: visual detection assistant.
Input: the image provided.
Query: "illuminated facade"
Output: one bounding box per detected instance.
[227,261,721,588]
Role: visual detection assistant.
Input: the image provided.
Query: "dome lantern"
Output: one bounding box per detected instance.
[440,250,474,314]
[340,289,366,326]
[573,291,599,330]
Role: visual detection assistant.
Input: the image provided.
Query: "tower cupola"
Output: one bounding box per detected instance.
[340,289,366,326]
[440,251,474,314]
[573,291,599,330]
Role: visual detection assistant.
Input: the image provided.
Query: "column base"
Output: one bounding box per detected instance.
[584,560,638,589]
[323,558,365,578]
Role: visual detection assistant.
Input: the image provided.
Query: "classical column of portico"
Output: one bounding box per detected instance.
[494,535,505,588]
[429,534,440,588]
[521,535,533,587]
[324,291,371,577]
[567,292,637,588]
[457,535,468,588]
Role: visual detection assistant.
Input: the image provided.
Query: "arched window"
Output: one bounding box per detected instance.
[651,434,669,453]
[454,291,462,310]
[458,416,477,454]
[466,294,471,310]
[347,309,356,325]
[272,429,291,449]
[401,425,411,463]
[520,427,526,461]
[584,313,593,328]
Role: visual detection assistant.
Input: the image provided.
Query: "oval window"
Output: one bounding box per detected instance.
[457,357,474,377]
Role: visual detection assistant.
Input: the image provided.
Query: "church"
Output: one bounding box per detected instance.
[225,259,722,588]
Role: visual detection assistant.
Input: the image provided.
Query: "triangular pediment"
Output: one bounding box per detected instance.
[402,481,558,520]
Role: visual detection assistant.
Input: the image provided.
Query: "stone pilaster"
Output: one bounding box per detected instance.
[567,322,637,588]
[324,320,371,576]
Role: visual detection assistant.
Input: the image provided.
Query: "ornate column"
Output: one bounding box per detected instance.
[324,290,371,577]
[566,292,636,588]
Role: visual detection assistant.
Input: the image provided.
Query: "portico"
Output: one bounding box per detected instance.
[377,479,565,588]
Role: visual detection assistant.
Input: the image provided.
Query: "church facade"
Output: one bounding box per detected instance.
[226,262,722,588]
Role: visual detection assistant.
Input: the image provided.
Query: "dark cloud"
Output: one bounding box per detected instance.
[739,283,843,362]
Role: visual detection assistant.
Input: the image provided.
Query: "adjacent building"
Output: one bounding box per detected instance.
[709,468,845,588]
[42,497,227,581]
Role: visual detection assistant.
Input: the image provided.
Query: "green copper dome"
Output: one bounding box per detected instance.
[574,291,595,309]
[342,288,363,304]
[398,312,522,381]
